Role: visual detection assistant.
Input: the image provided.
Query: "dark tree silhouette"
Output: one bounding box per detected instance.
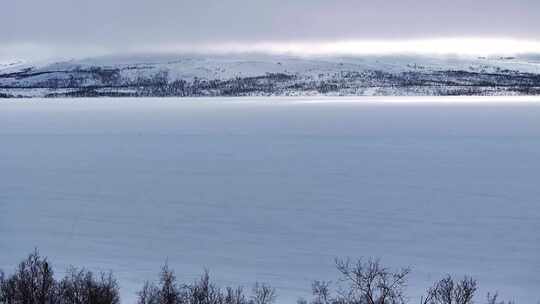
[0,250,57,304]
[1,251,527,304]
[57,267,120,304]
[250,283,276,304]
[334,258,410,304]
[422,276,477,304]
[311,281,331,304]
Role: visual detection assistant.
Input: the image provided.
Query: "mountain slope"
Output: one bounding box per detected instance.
[1,54,540,97]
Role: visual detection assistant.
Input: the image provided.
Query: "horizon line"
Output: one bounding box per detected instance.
[3,37,540,63]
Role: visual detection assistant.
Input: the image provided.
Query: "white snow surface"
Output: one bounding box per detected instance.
[2,53,540,85]
[0,97,539,304]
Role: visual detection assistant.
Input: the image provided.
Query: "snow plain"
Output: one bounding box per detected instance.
[1,97,539,304]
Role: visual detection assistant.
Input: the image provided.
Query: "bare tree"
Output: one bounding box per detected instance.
[250,283,276,304]
[224,287,247,304]
[0,249,57,304]
[137,266,256,304]
[57,267,120,304]
[423,276,477,304]
[137,263,188,304]
[312,281,332,304]
[57,267,91,304]
[137,282,160,304]
[334,258,410,304]
[159,264,183,304]
[0,270,8,304]
[189,270,223,304]
[93,272,120,304]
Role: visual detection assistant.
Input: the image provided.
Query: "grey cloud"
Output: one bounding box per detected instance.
[1,0,539,60]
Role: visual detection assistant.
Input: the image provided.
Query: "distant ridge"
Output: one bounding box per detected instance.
[1,54,540,97]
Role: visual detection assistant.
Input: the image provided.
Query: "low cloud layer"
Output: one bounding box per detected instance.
[2,0,540,61]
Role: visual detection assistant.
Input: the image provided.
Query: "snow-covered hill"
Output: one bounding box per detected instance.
[1,54,540,97]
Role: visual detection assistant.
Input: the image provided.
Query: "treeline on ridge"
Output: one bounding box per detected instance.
[2,65,540,97]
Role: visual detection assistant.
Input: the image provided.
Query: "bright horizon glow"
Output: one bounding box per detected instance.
[161,38,540,57]
[3,37,540,63]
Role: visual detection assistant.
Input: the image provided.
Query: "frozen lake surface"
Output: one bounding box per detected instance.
[1,97,539,304]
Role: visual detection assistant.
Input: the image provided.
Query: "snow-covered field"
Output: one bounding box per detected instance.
[1,97,539,304]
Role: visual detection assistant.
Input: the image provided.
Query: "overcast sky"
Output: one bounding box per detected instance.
[2,0,540,61]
